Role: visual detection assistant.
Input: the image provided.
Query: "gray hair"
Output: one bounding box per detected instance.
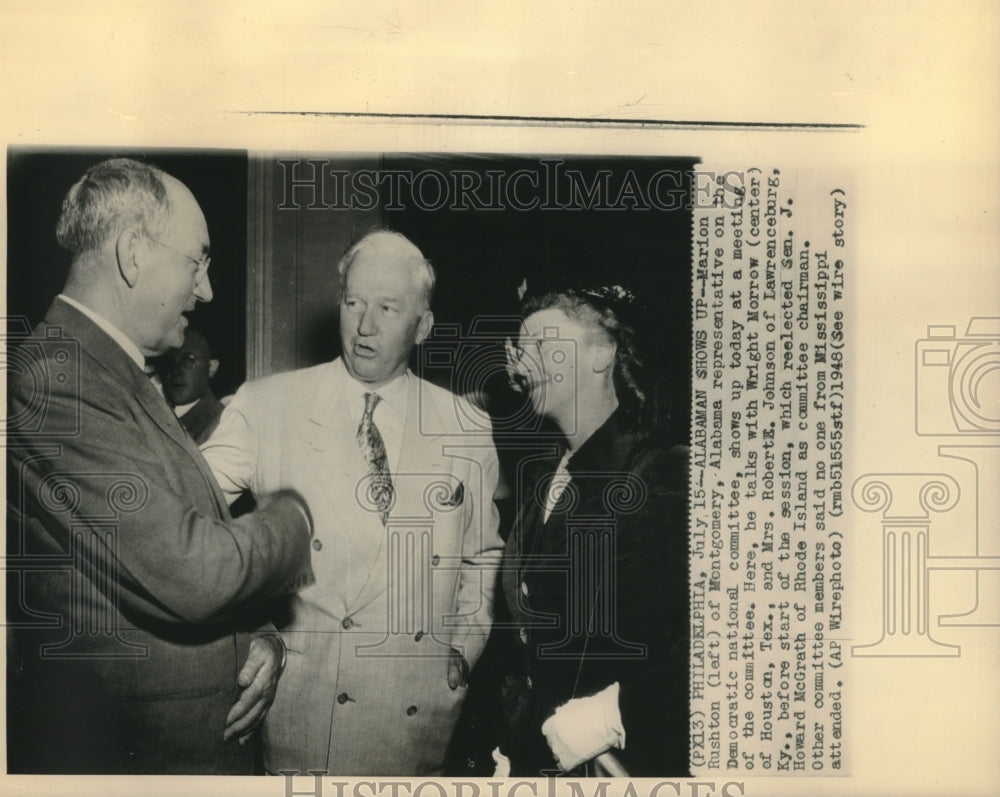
[55,158,173,256]
[336,229,436,311]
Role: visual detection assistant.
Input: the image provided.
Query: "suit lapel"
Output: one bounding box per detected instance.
[356,374,448,607]
[299,377,364,546]
[298,368,390,611]
[179,391,219,441]
[394,379,449,512]
[43,300,230,519]
[515,451,564,559]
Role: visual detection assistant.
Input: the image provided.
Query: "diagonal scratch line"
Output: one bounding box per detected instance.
[228,110,864,132]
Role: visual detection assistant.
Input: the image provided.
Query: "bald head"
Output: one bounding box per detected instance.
[56,158,174,258]
[57,158,213,358]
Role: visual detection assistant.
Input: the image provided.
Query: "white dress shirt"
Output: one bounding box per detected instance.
[331,357,409,475]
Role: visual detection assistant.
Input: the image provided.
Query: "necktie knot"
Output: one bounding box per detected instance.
[362,391,382,419]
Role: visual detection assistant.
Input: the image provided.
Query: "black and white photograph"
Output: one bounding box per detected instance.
[2,3,998,797]
[6,149,694,777]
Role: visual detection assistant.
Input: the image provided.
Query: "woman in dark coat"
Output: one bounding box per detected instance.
[498,286,689,777]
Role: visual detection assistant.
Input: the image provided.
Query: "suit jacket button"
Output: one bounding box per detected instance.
[431,555,441,566]
[415,631,424,642]
[312,539,323,551]
[519,627,529,645]
[520,581,529,597]
[342,617,354,630]
[337,692,351,704]
[406,705,418,716]
[525,676,533,691]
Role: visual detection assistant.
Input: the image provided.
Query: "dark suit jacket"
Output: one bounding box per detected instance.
[501,408,690,776]
[178,389,225,445]
[6,298,313,774]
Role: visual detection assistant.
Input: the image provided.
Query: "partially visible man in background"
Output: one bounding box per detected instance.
[156,326,228,444]
[6,157,314,774]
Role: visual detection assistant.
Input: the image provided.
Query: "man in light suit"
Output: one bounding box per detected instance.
[6,158,314,774]
[202,230,503,775]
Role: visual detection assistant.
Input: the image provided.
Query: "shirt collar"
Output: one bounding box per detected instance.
[57,294,146,371]
[173,399,199,417]
[334,357,410,417]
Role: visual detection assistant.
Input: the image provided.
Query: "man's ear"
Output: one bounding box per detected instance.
[115,229,142,288]
[589,340,617,374]
[415,310,434,345]
[208,358,220,379]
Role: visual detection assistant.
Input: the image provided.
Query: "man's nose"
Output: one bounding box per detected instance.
[194,272,213,303]
[358,306,378,336]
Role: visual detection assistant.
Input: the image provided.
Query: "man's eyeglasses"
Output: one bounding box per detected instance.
[165,353,209,370]
[147,236,211,281]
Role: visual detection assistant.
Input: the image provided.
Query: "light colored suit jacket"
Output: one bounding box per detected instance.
[6,299,313,774]
[202,359,503,774]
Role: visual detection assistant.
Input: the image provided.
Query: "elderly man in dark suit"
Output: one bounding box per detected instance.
[6,157,314,774]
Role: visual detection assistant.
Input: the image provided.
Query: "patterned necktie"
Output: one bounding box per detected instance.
[357,392,393,524]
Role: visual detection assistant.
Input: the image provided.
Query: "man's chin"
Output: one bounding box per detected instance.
[344,355,395,386]
[163,325,186,352]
